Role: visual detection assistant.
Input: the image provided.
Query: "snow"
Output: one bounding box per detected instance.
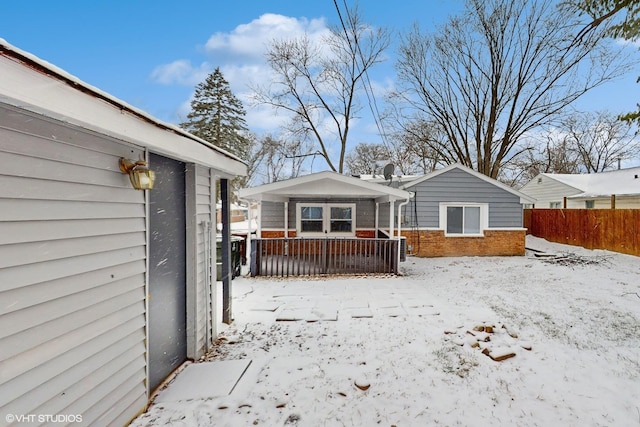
[153,360,252,403]
[130,236,640,427]
[545,166,640,198]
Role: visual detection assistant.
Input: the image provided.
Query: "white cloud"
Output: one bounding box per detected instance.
[150,12,392,146]
[204,13,329,61]
[151,13,333,133]
[150,59,210,86]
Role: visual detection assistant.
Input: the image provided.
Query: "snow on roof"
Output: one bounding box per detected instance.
[544,166,640,198]
[238,170,411,203]
[355,174,420,184]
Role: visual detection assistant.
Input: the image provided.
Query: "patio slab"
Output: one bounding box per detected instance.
[154,360,251,402]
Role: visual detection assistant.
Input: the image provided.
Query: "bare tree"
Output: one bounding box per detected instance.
[563,110,640,172]
[387,117,446,175]
[251,4,391,173]
[250,134,313,184]
[504,110,639,186]
[345,143,390,175]
[394,0,634,179]
[506,133,582,186]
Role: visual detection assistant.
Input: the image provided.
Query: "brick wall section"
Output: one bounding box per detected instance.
[401,229,526,257]
[261,230,300,238]
[355,230,375,238]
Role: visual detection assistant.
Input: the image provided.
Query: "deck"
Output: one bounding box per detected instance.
[250,237,399,277]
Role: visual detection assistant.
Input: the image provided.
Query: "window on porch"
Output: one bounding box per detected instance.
[297,203,355,236]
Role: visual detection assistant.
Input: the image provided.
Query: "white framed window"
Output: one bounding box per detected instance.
[297,203,356,236]
[439,203,488,236]
[585,200,595,209]
[550,202,562,209]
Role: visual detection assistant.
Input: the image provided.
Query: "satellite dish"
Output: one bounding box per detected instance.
[383,163,395,182]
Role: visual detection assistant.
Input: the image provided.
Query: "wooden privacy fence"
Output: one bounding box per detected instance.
[250,237,399,277]
[524,209,640,257]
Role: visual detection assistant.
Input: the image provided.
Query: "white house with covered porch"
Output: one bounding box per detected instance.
[238,171,412,276]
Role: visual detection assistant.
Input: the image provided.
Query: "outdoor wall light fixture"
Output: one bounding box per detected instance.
[119,158,156,190]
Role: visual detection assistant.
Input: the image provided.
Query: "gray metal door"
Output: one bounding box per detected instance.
[148,153,187,392]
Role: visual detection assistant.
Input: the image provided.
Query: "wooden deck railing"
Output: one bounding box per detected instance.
[249,237,399,277]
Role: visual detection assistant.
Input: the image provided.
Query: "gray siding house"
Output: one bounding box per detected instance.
[399,164,535,257]
[238,171,411,276]
[0,40,246,425]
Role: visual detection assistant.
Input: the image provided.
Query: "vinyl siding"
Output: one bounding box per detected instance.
[261,201,285,229]
[0,105,147,426]
[404,168,524,228]
[261,198,376,230]
[519,175,583,208]
[195,165,215,353]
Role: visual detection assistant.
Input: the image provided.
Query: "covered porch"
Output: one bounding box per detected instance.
[238,171,411,277]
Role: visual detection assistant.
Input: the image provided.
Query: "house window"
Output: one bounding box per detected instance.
[550,202,561,209]
[440,203,487,236]
[297,203,355,236]
[585,200,595,209]
[300,206,324,232]
[330,206,353,232]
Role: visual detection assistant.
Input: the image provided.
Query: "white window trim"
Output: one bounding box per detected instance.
[439,202,488,237]
[296,203,356,237]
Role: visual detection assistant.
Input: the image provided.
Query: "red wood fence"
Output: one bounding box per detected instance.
[523,209,640,257]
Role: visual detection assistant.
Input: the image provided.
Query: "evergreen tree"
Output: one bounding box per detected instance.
[181,67,250,160]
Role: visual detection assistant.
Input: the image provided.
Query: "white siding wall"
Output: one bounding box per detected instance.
[0,105,147,426]
[195,166,216,353]
[520,176,583,208]
[567,196,640,209]
[615,196,640,208]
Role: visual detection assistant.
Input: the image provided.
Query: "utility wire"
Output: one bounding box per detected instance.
[333,0,390,149]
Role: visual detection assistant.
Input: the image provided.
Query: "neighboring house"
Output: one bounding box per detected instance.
[520,167,640,209]
[397,164,535,257]
[237,171,411,276]
[0,40,246,426]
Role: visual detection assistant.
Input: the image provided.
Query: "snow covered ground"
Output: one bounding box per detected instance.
[130,236,640,427]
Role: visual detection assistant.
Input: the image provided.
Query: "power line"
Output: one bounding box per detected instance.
[332,0,390,148]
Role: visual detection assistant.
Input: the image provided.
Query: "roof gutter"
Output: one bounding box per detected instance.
[0,39,245,166]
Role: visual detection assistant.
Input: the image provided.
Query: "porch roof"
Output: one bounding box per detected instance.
[239,171,411,203]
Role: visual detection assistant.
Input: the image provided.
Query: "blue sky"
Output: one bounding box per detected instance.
[1,0,638,156]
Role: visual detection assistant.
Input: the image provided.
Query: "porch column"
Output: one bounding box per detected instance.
[220,178,232,324]
[246,201,253,265]
[256,202,262,238]
[284,201,289,237]
[389,200,395,237]
[375,203,379,237]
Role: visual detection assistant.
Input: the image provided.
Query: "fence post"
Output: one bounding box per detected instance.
[323,239,328,274]
[250,239,258,277]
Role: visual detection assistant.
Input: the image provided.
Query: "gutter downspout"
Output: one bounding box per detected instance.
[375,203,379,237]
[284,201,289,238]
[240,198,253,271]
[396,197,411,269]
